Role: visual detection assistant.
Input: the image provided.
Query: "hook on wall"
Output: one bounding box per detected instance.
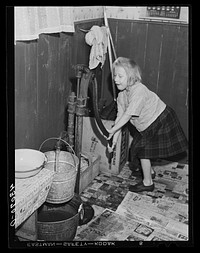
[79,28,91,33]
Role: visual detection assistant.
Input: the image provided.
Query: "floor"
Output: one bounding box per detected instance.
[75,158,189,242]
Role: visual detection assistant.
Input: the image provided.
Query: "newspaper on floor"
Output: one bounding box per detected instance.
[75,208,186,241]
[115,191,188,240]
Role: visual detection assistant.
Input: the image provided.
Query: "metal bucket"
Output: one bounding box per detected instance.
[39,138,79,204]
[37,195,83,241]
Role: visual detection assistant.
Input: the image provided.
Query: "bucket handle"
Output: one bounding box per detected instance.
[78,203,84,221]
[39,137,77,167]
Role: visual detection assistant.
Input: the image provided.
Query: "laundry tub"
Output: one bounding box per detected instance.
[37,194,83,241]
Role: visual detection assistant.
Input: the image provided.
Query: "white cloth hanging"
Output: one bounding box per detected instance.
[85,25,108,70]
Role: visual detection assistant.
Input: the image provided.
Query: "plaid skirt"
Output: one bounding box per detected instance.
[129,105,188,160]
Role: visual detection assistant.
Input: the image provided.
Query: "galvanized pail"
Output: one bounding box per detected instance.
[39,138,79,204]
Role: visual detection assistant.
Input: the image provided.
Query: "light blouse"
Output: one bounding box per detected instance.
[116,82,166,132]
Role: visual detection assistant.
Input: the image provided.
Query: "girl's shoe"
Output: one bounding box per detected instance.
[129,182,155,192]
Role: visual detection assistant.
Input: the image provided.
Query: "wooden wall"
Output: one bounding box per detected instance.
[102,19,188,139]
[15,18,188,150]
[15,19,103,149]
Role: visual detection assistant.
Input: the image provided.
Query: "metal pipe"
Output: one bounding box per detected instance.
[67,92,77,151]
[74,97,87,194]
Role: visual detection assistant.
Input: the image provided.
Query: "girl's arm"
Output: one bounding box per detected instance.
[107,129,121,152]
[107,101,123,152]
[108,113,131,137]
[107,113,131,152]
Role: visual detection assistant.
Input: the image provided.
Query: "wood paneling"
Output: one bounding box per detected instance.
[24,42,38,147]
[143,23,163,93]
[156,25,179,105]
[116,20,132,58]
[171,25,188,138]
[129,22,148,70]
[15,20,104,149]
[15,33,74,149]
[15,43,27,148]
[37,34,50,148]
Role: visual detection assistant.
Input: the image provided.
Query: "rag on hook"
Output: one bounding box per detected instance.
[85,25,108,70]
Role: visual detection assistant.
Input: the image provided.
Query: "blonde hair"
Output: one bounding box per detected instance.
[112,57,142,86]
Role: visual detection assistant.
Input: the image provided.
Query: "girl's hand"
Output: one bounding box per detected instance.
[106,128,115,140]
[107,133,113,141]
[107,142,116,153]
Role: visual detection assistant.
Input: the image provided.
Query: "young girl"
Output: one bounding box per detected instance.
[107,57,188,192]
